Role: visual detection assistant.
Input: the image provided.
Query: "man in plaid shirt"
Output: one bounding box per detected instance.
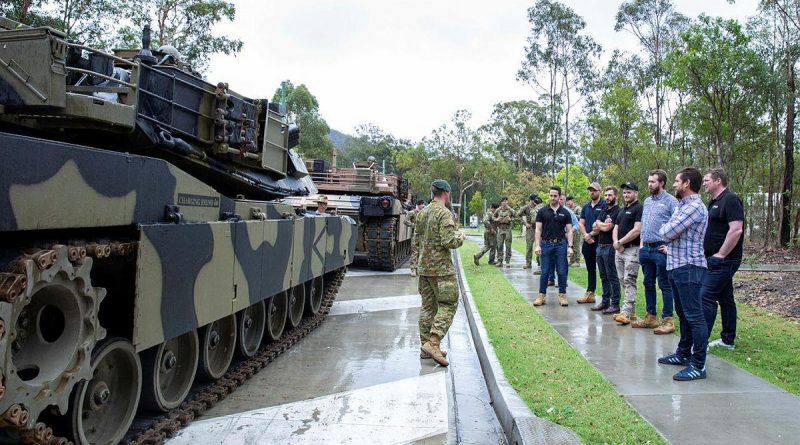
[657,167,709,381]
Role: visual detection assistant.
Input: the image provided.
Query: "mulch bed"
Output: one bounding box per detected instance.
[744,246,800,265]
[735,271,800,319]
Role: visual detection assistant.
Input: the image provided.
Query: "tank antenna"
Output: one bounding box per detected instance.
[135,24,158,64]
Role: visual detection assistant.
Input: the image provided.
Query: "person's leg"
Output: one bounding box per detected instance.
[504,231,513,263]
[655,250,673,318]
[431,275,460,340]
[525,229,534,267]
[676,266,708,369]
[583,244,597,292]
[556,241,568,293]
[670,270,692,360]
[418,276,438,346]
[640,247,657,316]
[718,259,740,345]
[539,243,554,294]
[620,247,639,314]
[496,232,506,265]
[596,246,611,306]
[488,236,496,264]
[604,247,621,308]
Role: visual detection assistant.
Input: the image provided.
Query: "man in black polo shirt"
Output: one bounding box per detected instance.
[533,186,574,307]
[613,182,643,325]
[701,168,744,349]
[592,186,621,314]
[577,182,607,304]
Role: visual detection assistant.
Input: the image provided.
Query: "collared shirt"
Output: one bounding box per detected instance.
[616,201,643,246]
[659,194,708,270]
[536,205,573,240]
[579,199,607,238]
[704,188,745,260]
[641,190,679,243]
[564,206,579,228]
[596,203,619,245]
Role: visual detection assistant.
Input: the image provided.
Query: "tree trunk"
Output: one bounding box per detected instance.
[780,61,795,246]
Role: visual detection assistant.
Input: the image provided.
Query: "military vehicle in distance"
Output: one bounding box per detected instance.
[0,19,356,444]
[285,156,412,271]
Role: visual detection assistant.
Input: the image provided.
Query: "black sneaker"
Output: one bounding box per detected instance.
[673,364,707,381]
[658,353,690,366]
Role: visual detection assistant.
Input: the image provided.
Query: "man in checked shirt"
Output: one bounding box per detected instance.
[656,167,709,381]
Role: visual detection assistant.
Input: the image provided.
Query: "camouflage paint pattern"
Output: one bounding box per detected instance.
[474,208,497,263]
[517,203,543,266]
[413,200,463,277]
[493,206,515,263]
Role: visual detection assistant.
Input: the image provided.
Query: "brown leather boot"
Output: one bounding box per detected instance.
[533,293,546,306]
[558,293,568,306]
[421,334,449,366]
[420,349,448,359]
[496,262,503,268]
[523,263,531,269]
[653,316,675,335]
[576,291,595,304]
[631,313,659,328]
[613,312,637,325]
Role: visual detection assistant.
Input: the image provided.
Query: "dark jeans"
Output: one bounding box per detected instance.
[596,245,620,306]
[670,265,708,368]
[639,245,674,318]
[582,242,598,292]
[539,240,568,293]
[702,256,741,345]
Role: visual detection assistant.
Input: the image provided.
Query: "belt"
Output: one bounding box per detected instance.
[643,241,665,247]
[542,239,563,244]
[598,243,613,247]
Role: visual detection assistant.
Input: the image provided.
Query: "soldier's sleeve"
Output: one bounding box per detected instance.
[515,206,526,218]
[403,210,415,228]
[492,209,500,221]
[439,210,463,249]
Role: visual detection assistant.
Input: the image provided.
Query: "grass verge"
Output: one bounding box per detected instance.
[508,238,800,396]
[460,241,666,444]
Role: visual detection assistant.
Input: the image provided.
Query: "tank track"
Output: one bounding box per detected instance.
[364,217,410,271]
[1,265,346,445]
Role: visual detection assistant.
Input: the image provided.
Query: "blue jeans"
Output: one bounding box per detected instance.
[670,265,708,368]
[582,242,598,292]
[596,245,620,306]
[702,256,741,345]
[639,245,673,318]
[539,240,568,293]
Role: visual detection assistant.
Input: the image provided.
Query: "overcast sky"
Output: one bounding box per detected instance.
[207,0,760,141]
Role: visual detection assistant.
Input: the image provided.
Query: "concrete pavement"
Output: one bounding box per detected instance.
[481,237,800,445]
[169,266,505,444]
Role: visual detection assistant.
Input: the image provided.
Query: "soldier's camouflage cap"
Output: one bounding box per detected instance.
[431,179,451,192]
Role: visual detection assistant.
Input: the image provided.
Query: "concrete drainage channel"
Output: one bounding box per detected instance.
[453,253,583,445]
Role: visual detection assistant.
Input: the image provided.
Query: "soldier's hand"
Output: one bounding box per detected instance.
[458,231,466,241]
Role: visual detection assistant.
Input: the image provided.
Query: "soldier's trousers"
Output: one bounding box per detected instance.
[524,228,537,266]
[409,230,418,271]
[475,232,496,263]
[418,275,459,343]
[496,229,512,263]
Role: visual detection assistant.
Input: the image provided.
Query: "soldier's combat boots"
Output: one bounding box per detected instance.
[495,262,503,268]
[473,254,480,266]
[523,263,531,269]
[420,349,448,359]
[631,313,659,329]
[421,334,449,366]
[653,316,675,335]
[533,293,546,306]
[576,291,595,304]
[558,293,568,307]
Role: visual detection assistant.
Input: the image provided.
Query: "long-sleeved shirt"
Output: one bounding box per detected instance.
[414,200,464,276]
[658,194,708,271]
[641,190,679,243]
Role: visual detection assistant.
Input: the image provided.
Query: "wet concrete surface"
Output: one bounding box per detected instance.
[472,235,800,444]
[169,264,505,444]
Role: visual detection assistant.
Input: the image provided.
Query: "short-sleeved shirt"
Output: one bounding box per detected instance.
[579,200,607,239]
[536,205,573,240]
[616,201,643,246]
[596,204,620,245]
[704,188,745,260]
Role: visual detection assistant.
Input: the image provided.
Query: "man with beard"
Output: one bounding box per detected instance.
[612,182,643,325]
[702,168,744,350]
[534,186,574,307]
[632,170,679,333]
[657,168,709,381]
[577,182,607,304]
[591,186,621,314]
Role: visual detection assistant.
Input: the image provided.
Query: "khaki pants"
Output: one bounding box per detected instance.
[615,246,640,314]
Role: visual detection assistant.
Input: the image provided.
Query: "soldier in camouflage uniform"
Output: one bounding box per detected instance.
[493,197,515,267]
[516,194,543,270]
[405,199,426,277]
[416,179,465,367]
[473,203,499,265]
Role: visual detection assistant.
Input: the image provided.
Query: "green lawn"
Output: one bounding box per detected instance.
[508,239,800,396]
[460,242,667,445]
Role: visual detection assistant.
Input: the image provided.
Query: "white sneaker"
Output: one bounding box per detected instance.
[708,338,735,350]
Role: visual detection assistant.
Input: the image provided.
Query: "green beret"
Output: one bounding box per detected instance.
[431,179,451,192]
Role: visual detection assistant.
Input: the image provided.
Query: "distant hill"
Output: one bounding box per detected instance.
[328,129,351,149]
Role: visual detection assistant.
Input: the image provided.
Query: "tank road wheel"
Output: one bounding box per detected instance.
[287,285,305,329]
[69,338,141,445]
[139,330,199,412]
[236,301,266,359]
[1,246,106,426]
[197,314,237,381]
[264,292,288,342]
[304,276,324,316]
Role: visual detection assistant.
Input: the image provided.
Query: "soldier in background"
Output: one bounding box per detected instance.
[315,195,330,214]
[406,199,426,277]
[416,180,465,367]
[517,194,544,270]
[474,203,499,265]
[493,197,515,267]
[566,196,582,267]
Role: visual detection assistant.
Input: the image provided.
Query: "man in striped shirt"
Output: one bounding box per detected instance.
[657,167,709,381]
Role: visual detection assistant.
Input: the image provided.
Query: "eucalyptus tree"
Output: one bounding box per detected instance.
[271,80,334,162]
[479,100,551,174]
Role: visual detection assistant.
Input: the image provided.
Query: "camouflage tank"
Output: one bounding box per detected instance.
[285,156,412,271]
[0,20,356,444]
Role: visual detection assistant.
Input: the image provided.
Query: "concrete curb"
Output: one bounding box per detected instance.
[453,253,583,445]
